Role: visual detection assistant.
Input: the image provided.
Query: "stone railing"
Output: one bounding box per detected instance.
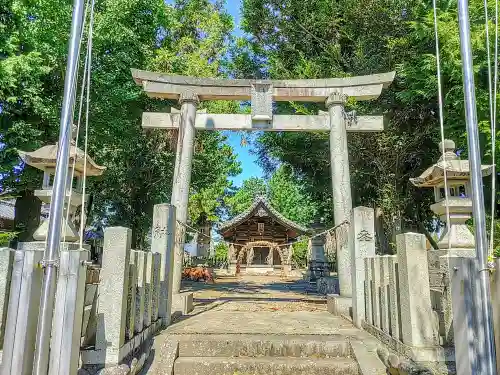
[0,204,176,375]
[80,227,164,374]
[361,233,448,364]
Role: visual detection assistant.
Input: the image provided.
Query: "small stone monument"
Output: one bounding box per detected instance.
[410,139,493,250]
[18,130,105,242]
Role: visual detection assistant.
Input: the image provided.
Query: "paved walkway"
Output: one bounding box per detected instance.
[170,275,356,335]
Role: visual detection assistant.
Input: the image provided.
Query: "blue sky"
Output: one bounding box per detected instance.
[164,0,263,186]
[223,1,263,187]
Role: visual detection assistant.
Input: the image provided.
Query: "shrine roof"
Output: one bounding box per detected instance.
[218,197,311,235]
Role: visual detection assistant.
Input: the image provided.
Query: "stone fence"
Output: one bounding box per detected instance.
[360,233,448,364]
[0,204,176,375]
[80,227,166,374]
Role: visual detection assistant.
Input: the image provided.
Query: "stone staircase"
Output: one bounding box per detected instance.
[167,333,369,375]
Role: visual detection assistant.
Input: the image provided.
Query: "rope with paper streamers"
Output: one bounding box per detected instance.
[176,219,350,249]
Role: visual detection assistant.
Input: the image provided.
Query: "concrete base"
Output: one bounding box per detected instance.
[362,321,453,363]
[172,292,194,316]
[327,294,352,317]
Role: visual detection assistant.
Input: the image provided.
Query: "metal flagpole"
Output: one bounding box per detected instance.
[32,0,86,372]
[457,0,497,373]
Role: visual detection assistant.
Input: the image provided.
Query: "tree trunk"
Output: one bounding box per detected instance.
[14,189,42,243]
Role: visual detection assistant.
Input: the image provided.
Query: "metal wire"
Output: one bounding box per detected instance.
[489,0,499,258]
[79,0,95,247]
[432,0,451,249]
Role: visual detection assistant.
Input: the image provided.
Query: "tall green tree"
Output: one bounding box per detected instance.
[269,165,318,226]
[240,0,500,246]
[225,177,267,217]
[225,166,318,226]
[1,0,241,246]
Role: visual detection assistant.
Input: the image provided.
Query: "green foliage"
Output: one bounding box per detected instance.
[1,0,240,246]
[0,232,16,247]
[213,241,229,263]
[292,240,308,268]
[225,177,268,217]
[239,0,499,237]
[225,165,317,226]
[268,165,318,226]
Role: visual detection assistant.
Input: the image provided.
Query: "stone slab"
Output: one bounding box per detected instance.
[167,310,359,336]
[350,341,386,375]
[146,338,178,375]
[327,294,352,318]
[173,356,359,375]
[174,333,351,358]
[171,292,194,316]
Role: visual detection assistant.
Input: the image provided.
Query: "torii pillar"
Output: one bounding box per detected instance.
[326,92,353,297]
[171,91,199,295]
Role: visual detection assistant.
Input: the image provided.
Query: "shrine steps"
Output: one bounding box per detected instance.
[168,334,365,375]
[174,356,359,375]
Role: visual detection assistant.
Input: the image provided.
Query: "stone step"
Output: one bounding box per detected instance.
[174,356,359,375]
[175,334,352,358]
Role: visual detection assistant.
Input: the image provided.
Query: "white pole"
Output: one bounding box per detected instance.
[457,0,497,372]
[32,0,86,373]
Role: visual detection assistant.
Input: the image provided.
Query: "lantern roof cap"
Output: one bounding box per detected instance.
[410,139,492,187]
[18,143,105,176]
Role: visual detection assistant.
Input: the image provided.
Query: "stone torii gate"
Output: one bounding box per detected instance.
[132,69,395,302]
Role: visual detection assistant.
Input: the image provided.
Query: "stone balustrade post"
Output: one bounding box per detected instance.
[364,257,374,325]
[49,245,89,375]
[380,255,390,334]
[397,233,437,347]
[125,261,137,341]
[95,227,132,365]
[491,258,500,375]
[350,207,375,328]
[134,251,147,333]
[387,255,401,340]
[449,256,477,374]
[151,253,161,322]
[0,247,13,350]
[144,252,154,328]
[326,92,353,298]
[371,256,382,328]
[1,244,44,375]
[151,204,176,327]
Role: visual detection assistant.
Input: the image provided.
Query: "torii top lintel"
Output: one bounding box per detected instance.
[131,69,395,102]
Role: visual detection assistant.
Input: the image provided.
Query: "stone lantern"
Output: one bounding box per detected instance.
[410,139,493,249]
[308,219,328,281]
[18,138,105,242]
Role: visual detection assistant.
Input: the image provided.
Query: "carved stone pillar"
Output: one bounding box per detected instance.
[171,91,199,294]
[326,92,353,297]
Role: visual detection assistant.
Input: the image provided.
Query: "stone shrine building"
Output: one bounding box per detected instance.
[219,197,311,275]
